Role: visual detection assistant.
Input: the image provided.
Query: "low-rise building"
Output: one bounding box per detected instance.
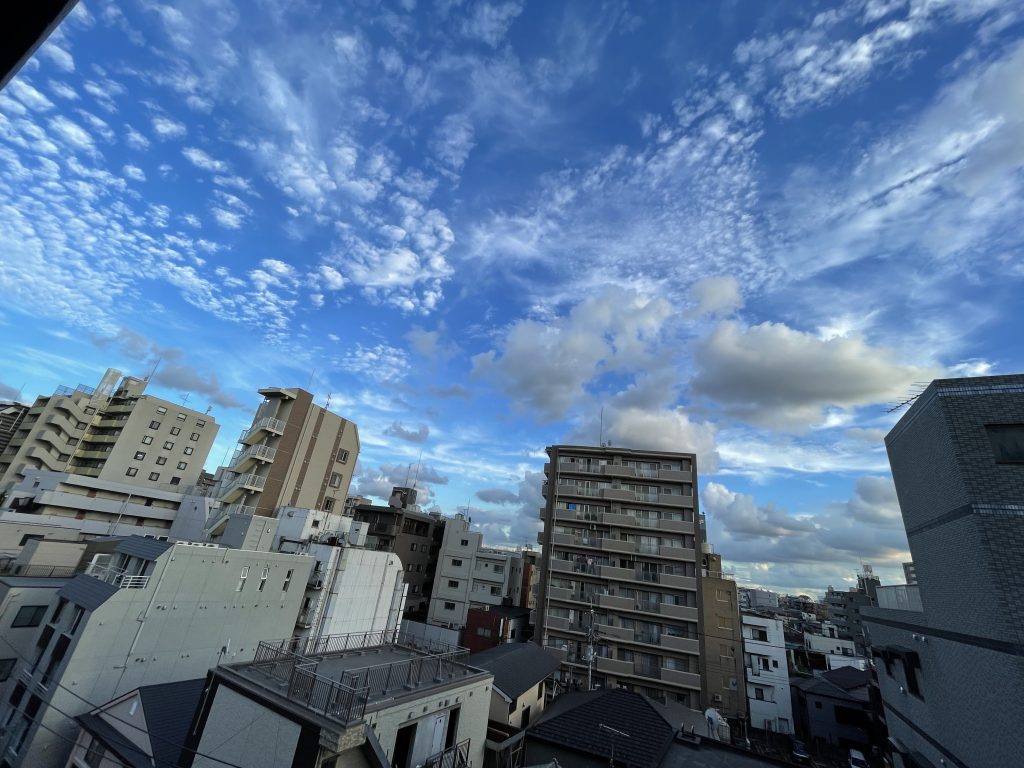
[463,605,531,652]
[428,514,514,629]
[791,666,877,756]
[187,628,492,768]
[0,537,312,768]
[699,548,745,722]
[468,642,562,730]
[738,588,779,611]
[742,614,793,735]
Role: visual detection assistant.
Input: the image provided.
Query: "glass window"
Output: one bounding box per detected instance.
[177,461,187,470]
[448,580,459,588]
[163,441,174,450]
[176,413,187,421]
[125,467,138,477]
[452,558,463,567]
[149,420,160,430]
[148,472,159,481]
[189,432,200,441]
[444,602,456,610]
[336,448,349,463]
[85,737,105,768]
[0,658,15,682]
[283,569,293,592]
[156,407,167,415]
[170,427,181,436]
[329,472,342,488]
[141,435,153,445]
[134,451,146,460]
[184,447,194,455]
[12,605,47,628]
[170,477,181,486]
[196,419,206,428]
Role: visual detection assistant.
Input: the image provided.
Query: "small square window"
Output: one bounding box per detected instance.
[461,539,469,546]
[177,461,187,470]
[197,419,207,428]
[336,448,349,463]
[149,472,160,481]
[170,477,181,486]
[452,558,463,567]
[12,605,47,628]
[329,472,342,488]
[141,435,153,445]
[149,420,161,430]
[125,467,138,477]
[444,602,456,611]
[170,427,181,436]
[176,413,187,421]
[448,580,459,588]
[184,447,194,456]
[163,441,174,450]
[156,407,167,415]
[156,457,167,466]
[190,432,200,441]
[134,451,146,460]
[84,406,96,415]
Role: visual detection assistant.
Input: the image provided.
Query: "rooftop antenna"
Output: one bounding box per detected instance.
[181,392,191,406]
[411,450,423,488]
[306,368,316,389]
[325,392,332,410]
[886,382,930,413]
[146,357,161,382]
[403,462,413,488]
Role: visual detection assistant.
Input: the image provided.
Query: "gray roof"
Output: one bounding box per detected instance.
[114,536,174,561]
[138,678,207,768]
[57,574,119,611]
[77,714,151,768]
[791,667,870,703]
[468,643,562,700]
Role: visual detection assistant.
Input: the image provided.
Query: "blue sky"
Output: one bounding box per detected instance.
[2,0,1023,596]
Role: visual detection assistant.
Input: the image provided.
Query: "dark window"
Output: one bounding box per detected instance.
[0,658,15,681]
[460,539,469,546]
[12,605,47,628]
[197,419,207,428]
[149,420,161,430]
[134,451,146,460]
[448,580,459,588]
[70,607,85,634]
[986,424,1024,463]
[444,602,456,610]
[452,559,463,567]
[814,701,822,709]
[163,441,174,450]
[336,448,349,463]
[125,467,138,477]
[18,534,43,546]
[329,472,342,488]
[141,435,153,445]
[156,457,167,466]
[50,598,68,625]
[177,461,188,470]
[170,477,181,486]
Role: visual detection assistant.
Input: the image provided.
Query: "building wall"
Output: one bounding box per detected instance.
[0,519,84,558]
[0,402,29,457]
[316,547,405,637]
[193,685,302,768]
[804,633,856,657]
[699,559,745,720]
[792,689,871,750]
[428,517,482,627]
[742,615,793,734]
[0,578,66,676]
[487,682,544,729]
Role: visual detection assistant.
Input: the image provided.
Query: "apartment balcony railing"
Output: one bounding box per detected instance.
[240,416,286,445]
[229,443,278,471]
[220,472,266,502]
[876,584,923,612]
[424,739,470,768]
[85,562,150,589]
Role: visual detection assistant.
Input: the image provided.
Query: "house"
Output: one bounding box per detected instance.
[468,643,562,730]
[791,666,877,754]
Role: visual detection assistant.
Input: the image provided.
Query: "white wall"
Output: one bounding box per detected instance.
[317,548,405,636]
[805,632,857,656]
[742,615,793,734]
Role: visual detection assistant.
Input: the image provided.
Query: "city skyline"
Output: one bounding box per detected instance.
[3,0,1024,596]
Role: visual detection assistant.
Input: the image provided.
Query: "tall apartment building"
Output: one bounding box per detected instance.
[427,513,514,628]
[535,445,702,708]
[699,548,745,722]
[215,387,359,518]
[862,374,1024,768]
[352,487,444,618]
[510,548,539,610]
[0,536,313,768]
[0,401,28,457]
[0,369,219,496]
[741,614,793,735]
[902,561,917,585]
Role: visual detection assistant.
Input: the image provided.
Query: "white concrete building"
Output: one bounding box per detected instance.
[739,587,779,611]
[742,614,793,735]
[0,537,313,768]
[427,514,513,628]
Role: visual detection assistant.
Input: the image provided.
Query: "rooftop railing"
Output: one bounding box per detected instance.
[85,562,150,589]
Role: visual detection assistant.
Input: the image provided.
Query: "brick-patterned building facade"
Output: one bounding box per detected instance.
[863,375,1024,768]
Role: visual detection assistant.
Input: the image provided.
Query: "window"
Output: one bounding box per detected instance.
[148,472,160,481]
[460,539,469,546]
[283,569,293,592]
[156,407,167,415]
[12,605,47,628]
[184,447,194,456]
[814,701,822,709]
[176,413,187,421]
[149,420,161,430]
[141,435,153,445]
[237,566,249,591]
[0,658,15,681]
[176,461,187,470]
[258,568,269,592]
[311,519,320,529]
[190,432,200,441]
[490,586,501,596]
[51,598,68,625]
[196,419,207,428]
[754,687,765,701]
[85,737,106,768]
[410,543,418,552]
[84,406,96,415]
[448,580,460,588]
[125,467,138,477]
[477,627,492,638]
[493,565,504,574]
[134,450,146,460]
[444,602,456,610]
[323,498,334,512]
[156,457,167,466]
[170,477,181,486]
[986,424,1024,463]
[336,448,349,463]
[170,427,181,436]
[163,441,174,450]
[329,472,342,488]
[452,558,463,567]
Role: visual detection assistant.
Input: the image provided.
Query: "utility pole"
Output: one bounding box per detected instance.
[586,605,601,691]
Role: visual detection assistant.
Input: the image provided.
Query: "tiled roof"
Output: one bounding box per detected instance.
[114,536,174,561]
[528,689,675,768]
[138,678,207,768]
[57,574,119,611]
[468,643,562,700]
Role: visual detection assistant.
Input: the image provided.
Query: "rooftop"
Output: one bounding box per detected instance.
[225,628,490,727]
[468,643,562,700]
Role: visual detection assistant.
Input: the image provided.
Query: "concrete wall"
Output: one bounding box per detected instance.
[0,519,84,559]
[317,547,405,636]
[0,579,65,675]
[742,616,793,734]
[490,681,544,729]
[193,685,301,768]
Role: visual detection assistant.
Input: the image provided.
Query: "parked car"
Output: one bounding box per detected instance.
[849,748,869,768]
[790,739,811,764]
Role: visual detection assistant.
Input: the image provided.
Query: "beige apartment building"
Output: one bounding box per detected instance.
[699,547,746,722]
[535,444,704,708]
[0,369,219,496]
[213,387,359,521]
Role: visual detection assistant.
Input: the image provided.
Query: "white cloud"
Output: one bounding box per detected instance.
[150,115,187,139]
[8,80,54,111]
[124,124,150,149]
[431,113,476,171]
[212,208,244,229]
[342,343,409,382]
[122,164,146,182]
[38,41,75,72]
[461,1,524,47]
[691,320,940,430]
[182,146,228,172]
[318,265,347,290]
[384,422,430,443]
[687,275,743,318]
[48,81,78,100]
[47,116,94,152]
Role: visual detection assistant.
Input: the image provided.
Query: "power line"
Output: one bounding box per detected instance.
[0,634,247,768]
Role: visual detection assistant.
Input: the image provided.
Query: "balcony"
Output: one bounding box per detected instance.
[85,562,151,589]
[220,472,266,502]
[661,635,700,654]
[634,664,661,680]
[597,593,634,611]
[657,493,694,509]
[660,573,697,590]
[229,443,278,472]
[548,586,573,602]
[424,739,470,768]
[240,416,286,445]
[659,603,699,621]
[661,668,701,689]
[594,656,634,676]
[876,584,923,612]
[594,622,632,641]
[84,433,120,444]
[601,537,635,554]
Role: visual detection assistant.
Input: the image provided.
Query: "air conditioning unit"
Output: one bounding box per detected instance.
[713,694,722,703]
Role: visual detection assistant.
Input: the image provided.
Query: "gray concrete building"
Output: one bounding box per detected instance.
[0,402,28,458]
[0,369,219,496]
[188,628,492,768]
[535,445,702,708]
[0,536,312,768]
[212,387,359,522]
[862,374,1024,768]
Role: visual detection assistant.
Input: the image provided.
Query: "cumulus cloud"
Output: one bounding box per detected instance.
[686,275,743,318]
[473,287,673,420]
[353,461,449,504]
[151,115,187,139]
[476,488,519,505]
[122,164,145,182]
[463,469,544,546]
[383,421,430,443]
[182,146,228,172]
[691,320,939,430]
